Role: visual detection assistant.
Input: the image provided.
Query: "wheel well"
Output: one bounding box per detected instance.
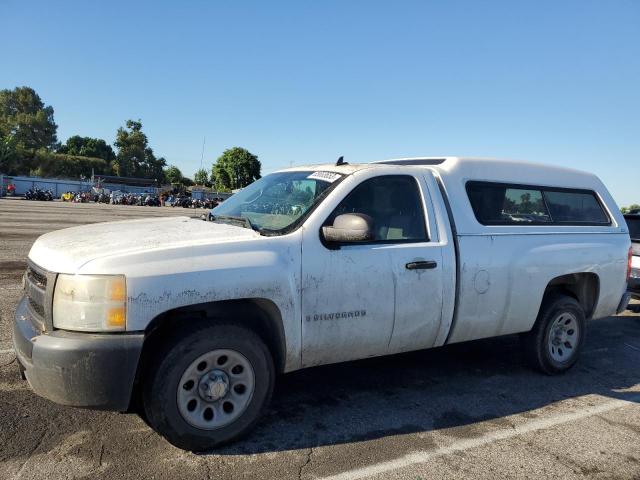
[128,298,286,412]
[542,273,600,319]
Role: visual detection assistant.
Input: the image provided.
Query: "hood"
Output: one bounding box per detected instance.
[29,216,260,273]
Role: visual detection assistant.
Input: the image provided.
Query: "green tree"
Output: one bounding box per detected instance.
[140,153,167,183]
[0,86,58,153]
[213,165,231,192]
[165,165,183,184]
[31,151,110,178]
[182,176,194,187]
[211,147,261,191]
[194,168,210,186]
[622,204,640,214]
[114,120,146,176]
[58,135,115,162]
[0,133,18,174]
[113,119,166,181]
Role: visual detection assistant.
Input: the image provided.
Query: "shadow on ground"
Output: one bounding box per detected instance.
[210,312,640,455]
[1,313,639,463]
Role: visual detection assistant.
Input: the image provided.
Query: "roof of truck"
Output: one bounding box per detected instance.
[280,156,599,185]
[279,156,623,234]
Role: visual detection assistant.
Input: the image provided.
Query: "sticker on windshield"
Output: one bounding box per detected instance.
[307,171,341,183]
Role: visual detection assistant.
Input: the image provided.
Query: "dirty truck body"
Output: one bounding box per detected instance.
[13,157,631,450]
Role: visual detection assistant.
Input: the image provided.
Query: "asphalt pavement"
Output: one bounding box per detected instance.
[1,198,639,480]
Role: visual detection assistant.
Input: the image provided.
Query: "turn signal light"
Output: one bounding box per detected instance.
[109,277,126,302]
[106,306,126,328]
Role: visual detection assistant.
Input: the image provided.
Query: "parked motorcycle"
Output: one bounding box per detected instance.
[25,187,54,201]
[92,192,110,204]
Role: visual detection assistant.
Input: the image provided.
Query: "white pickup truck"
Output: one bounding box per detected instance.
[13,157,632,450]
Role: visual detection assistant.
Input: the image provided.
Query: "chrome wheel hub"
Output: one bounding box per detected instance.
[177,349,255,430]
[199,370,230,401]
[548,312,579,363]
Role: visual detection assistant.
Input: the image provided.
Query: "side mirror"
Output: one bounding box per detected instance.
[322,213,373,244]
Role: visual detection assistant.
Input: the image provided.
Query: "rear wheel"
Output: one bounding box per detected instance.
[523,294,585,374]
[142,322,274,451]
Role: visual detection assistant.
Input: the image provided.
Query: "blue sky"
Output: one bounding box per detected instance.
[1,0,638,205]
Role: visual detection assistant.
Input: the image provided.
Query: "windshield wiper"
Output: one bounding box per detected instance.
[210,214,262,234]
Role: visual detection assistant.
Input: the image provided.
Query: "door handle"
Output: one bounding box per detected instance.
[405,260,438,270]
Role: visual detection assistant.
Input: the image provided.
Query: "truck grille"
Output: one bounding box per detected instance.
[24,262,51,332]
[27,266,47,289]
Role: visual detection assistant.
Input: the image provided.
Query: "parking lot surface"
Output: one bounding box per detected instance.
[1,198,639,480]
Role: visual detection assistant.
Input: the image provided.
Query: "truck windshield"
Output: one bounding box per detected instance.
[210,170,344,234]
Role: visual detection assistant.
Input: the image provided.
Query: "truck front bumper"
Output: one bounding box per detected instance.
[12,296,144,411]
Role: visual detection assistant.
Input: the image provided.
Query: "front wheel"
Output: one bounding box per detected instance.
[142,322,275,451]
[523,294,586,374]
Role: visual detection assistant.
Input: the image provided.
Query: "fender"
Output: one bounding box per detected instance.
[78,231,304,372]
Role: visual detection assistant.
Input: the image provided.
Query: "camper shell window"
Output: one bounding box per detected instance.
[466,181,610,226]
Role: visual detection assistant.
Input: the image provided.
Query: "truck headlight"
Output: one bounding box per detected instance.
[53,275,127,332]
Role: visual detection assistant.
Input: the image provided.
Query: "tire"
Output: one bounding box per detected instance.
[523,294,586,375]
[142,322,275,451]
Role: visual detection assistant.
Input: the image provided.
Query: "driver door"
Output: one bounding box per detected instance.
[300,174,443,367]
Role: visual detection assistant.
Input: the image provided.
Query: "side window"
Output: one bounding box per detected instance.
[327,175,428,242]
[543,190,609,224]
[466,181,610,226]
[466,183,551,224]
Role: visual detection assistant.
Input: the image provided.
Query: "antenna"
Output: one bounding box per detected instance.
[199,136,206,170]
[336,156,348,166]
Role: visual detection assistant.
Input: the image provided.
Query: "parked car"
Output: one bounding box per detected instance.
[13,157,631,451]
[624,212,640,299]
